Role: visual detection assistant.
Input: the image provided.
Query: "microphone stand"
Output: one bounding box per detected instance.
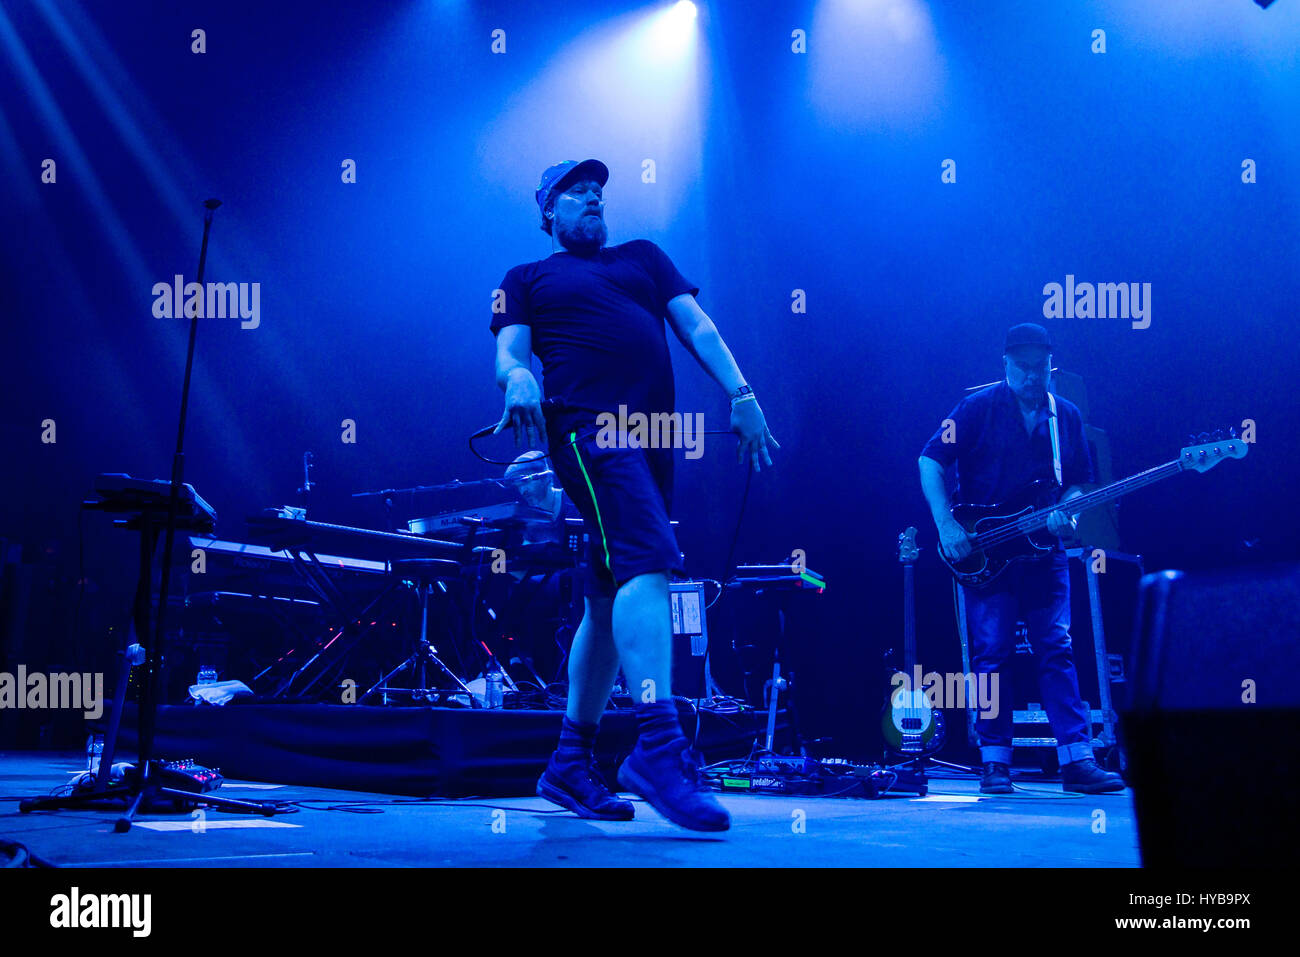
[19,199,279,830]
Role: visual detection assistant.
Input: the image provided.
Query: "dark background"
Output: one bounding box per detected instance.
[3,0,1297,757]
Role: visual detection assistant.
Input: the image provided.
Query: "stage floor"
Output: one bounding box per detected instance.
[0,752,1139,867]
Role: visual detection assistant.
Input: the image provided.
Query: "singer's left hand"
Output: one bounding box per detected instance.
[731,400,779,472]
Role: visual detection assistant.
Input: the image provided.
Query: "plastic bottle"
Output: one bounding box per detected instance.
[485,656,504,709]
[86,733,104,775]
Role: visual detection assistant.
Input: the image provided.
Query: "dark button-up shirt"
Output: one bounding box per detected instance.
[920,381,1094,507]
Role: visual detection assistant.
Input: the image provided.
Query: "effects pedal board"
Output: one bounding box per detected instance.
[709,756,896,799]
[125,759,224,794]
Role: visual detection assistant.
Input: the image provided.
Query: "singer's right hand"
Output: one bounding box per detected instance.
[495,369,548,448]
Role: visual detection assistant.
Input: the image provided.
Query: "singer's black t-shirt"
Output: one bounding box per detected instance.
[491,240,699,427]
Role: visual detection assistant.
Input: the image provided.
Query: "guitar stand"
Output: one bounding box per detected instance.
[887,758,929,796]
[885,754,976,797]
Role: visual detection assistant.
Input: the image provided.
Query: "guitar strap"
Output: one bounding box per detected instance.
[1047,392,1063,487]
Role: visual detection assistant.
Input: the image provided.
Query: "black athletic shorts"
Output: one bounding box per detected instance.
[546,411,683,600]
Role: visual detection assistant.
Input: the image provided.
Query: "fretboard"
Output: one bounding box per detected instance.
[974,458,1184,548]
[902,563,917,669]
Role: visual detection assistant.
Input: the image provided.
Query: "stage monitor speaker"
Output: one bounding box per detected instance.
[1124,563,1300,866]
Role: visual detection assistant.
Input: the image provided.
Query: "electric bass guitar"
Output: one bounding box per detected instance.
[882,527,946,756]
[940,431,1249,589]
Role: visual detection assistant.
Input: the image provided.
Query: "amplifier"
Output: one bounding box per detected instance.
[1125,564,1300,866]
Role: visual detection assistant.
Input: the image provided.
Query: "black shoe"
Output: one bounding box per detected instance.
[617,742,730,832]
[980,761,1014,794]
[537,752,635,820]
[1061,758,1126,793]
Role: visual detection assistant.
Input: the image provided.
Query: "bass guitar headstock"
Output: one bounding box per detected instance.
[1180,429,1250,474]
[898,526,920,565]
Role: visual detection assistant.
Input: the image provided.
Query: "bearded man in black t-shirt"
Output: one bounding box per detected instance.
[490,159,778,831]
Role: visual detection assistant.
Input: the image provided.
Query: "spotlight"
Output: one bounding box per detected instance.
[646,0,699,60]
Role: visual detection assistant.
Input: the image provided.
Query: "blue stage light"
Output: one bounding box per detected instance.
[475,4,705,233]
[646,0,700,60]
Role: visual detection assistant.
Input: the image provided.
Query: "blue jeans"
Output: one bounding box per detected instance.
[963,551,1093,766]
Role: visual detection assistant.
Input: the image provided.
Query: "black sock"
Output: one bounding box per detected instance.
[635,699,684,751]
[555,716,598,764]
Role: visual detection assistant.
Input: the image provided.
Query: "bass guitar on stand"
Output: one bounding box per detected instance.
[882,527,946,764]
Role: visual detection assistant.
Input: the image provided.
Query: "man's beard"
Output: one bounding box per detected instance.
[1012,379,1047,406]
[557,215,607,253]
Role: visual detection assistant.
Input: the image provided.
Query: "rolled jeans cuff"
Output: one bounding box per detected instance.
[980,745,1013,765]
[1058,741,1094,765]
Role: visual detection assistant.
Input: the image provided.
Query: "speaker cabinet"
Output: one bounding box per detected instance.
[1124,564,1300,865]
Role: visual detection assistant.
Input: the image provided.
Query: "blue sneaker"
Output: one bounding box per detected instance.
[537,752,635,821]
[617,742,730,832]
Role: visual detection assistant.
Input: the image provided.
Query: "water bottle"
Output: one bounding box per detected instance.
[86,733,104,775]
[485,656,504,709]
[197,666,218,686]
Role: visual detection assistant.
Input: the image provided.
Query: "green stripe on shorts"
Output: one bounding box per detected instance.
[570,431,613,577]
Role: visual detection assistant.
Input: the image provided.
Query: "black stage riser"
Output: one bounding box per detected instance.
[114,702,756,798]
